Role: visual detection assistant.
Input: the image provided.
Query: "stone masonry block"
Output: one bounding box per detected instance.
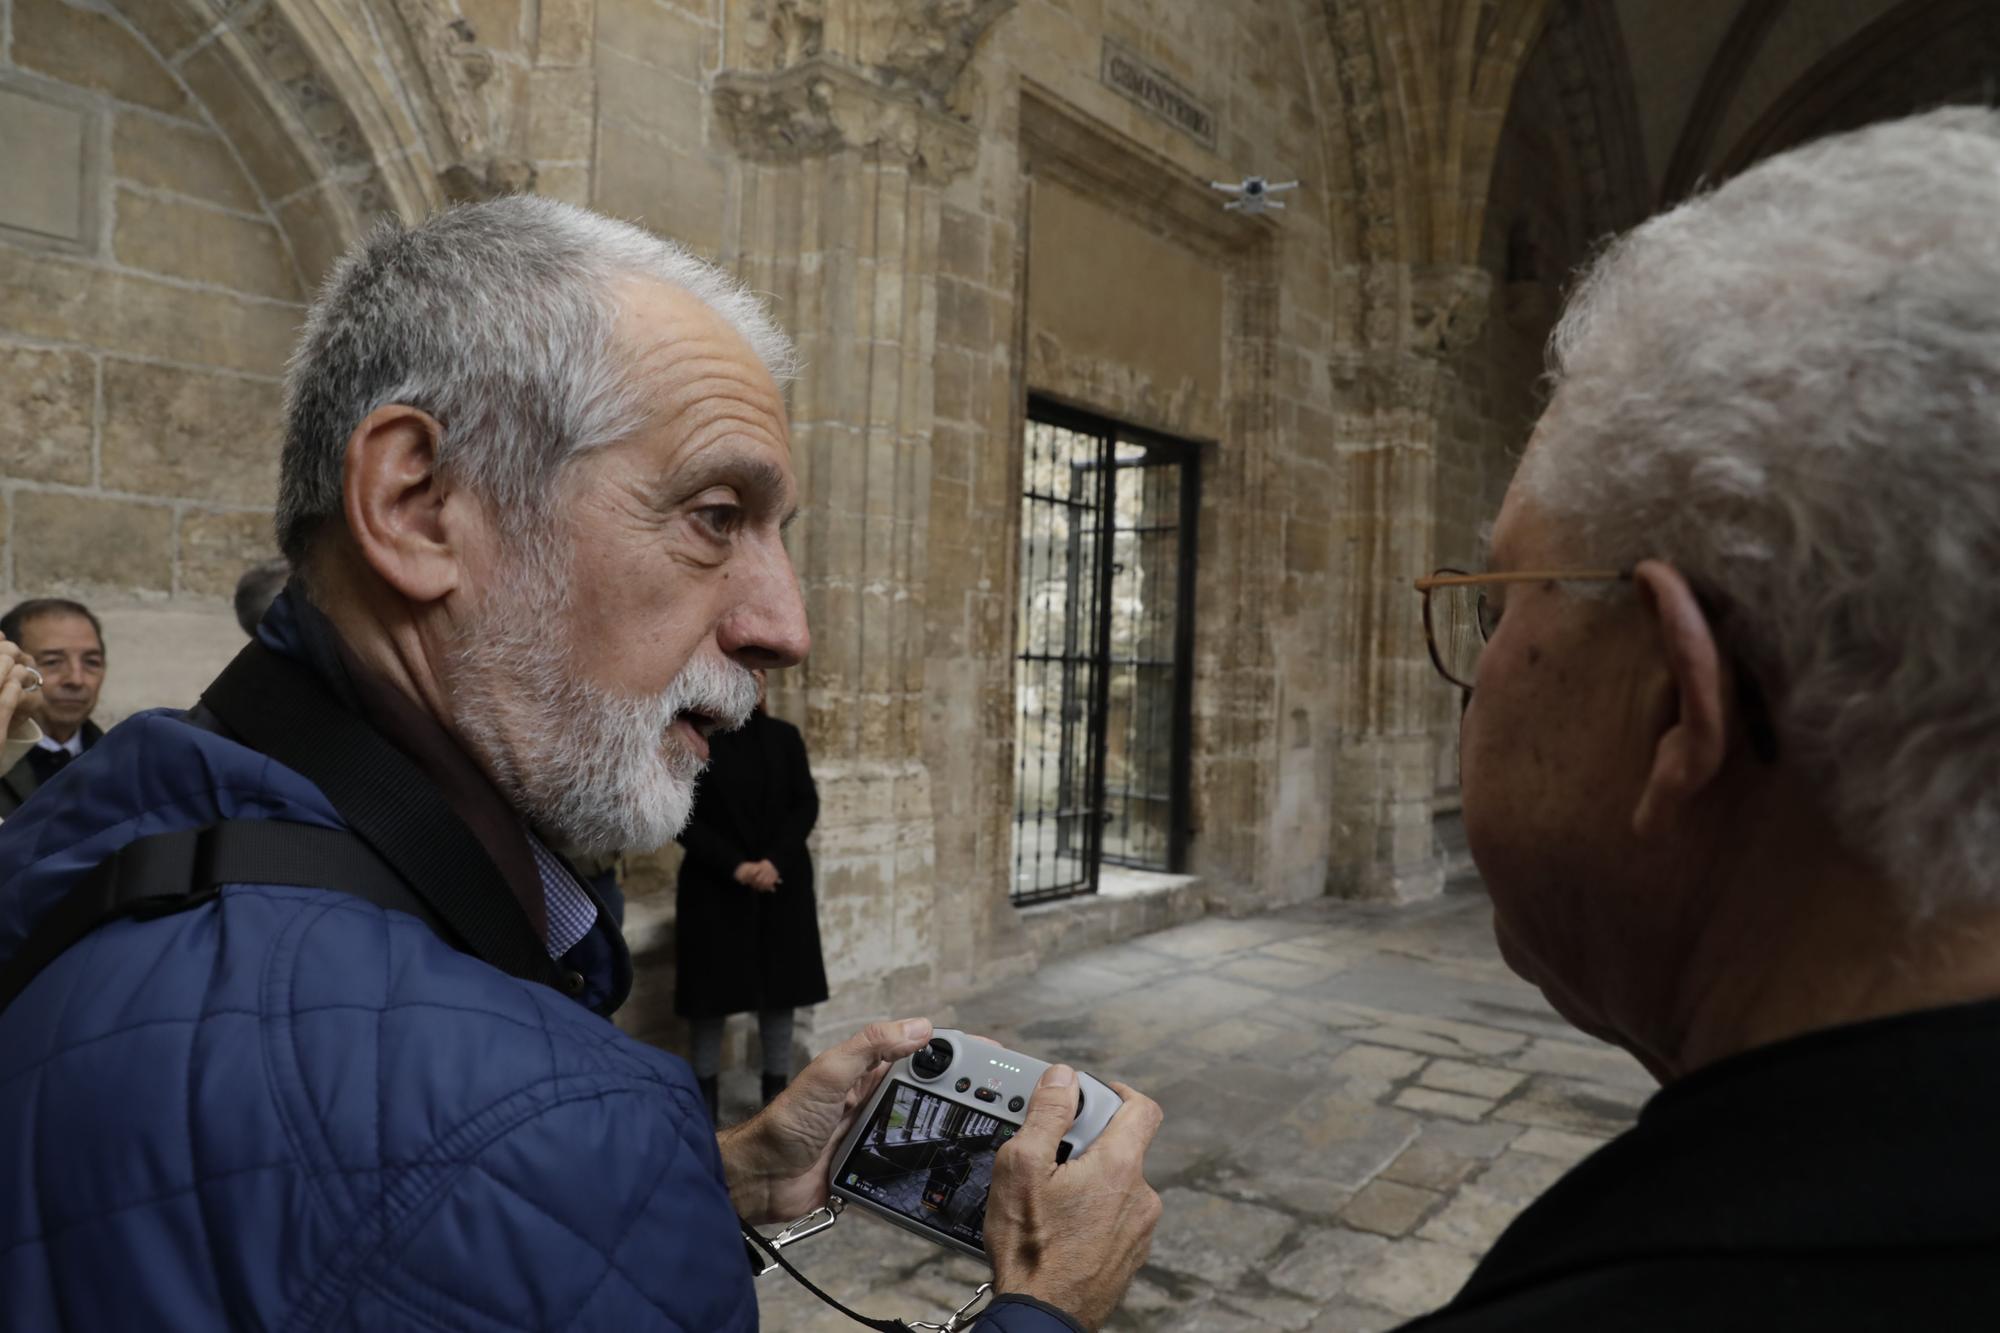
[595,0,715,79]
[272,184,352,294]
[114,190,300,301]
[178,508,278,599]
[528,67,597,163]
[116,2,211,62]
[14,0,191,116]
[176,39,317,205]
[593,127,725,257]
[938,205,988,281]
[457,0,525,53]
[14,490,174,593]
[0,249,301,377]
[113,113,261,214]
[0,344,95,485]
[537,0,594,65]
[1340,1178,1442,1238]
[100,360,283,504]
[594,50,703,145]
[936,277,993,349]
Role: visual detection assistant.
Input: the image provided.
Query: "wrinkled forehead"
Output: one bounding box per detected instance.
[612,278,790,445]
[19,613,103,655]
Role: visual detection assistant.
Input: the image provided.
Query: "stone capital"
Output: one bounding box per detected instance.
[1408,263,1493,356]
[713,58,979,181]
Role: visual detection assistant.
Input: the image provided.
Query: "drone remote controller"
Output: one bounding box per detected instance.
[828,1030,1122,1258]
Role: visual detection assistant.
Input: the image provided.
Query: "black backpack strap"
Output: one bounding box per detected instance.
[0,820,435,1015]
[198,640,558,990]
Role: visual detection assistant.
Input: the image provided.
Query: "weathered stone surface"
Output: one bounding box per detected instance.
[93,599,245,720]
[14,0,190,116]
[1510,1126,1612,1162]
[1340,1177,1442,1237]
[1392,1086,1494,1122]
[1146,1188,1296,1286]
[100,360,283,504]
[175,39,318,205]
[0,248,300,377]
[178,508,278,599]
[0,345,94,485]
[1377,1118,1521,1191]
[114,1,212,62]
[593,126,725,257]
[1348,1237,1479,1317]
[0,86,91,245]
[114,190,300,301]
[15,490,174,592]
[113,114,262,214]
[1492,1075,1646,1137]
[1505,1037,1653,1091]
[1417,1059,1525,1101]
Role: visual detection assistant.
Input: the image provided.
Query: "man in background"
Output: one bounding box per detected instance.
[233,557,291,636]
[0,598,105,816]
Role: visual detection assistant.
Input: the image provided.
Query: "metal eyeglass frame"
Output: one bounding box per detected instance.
[1411,567,1631,691]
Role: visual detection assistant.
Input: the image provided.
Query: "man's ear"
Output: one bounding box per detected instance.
[341,405,464,605]
[1631,558,1732,838]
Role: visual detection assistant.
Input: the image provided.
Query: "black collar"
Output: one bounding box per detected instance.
[1455,997,2000,1311]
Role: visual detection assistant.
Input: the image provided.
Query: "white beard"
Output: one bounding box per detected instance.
[445,541,759,855]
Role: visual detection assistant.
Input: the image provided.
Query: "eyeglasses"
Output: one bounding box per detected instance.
[1411,568,1631,691]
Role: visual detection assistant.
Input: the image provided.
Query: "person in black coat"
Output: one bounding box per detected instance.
[675,670,827,1121]
[1398,110,2000,1330]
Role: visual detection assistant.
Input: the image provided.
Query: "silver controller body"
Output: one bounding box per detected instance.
[828,1029,1121,1258]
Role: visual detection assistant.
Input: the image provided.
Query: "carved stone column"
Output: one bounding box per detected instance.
[711,0,1012,1030]
[1328,263,1492,901]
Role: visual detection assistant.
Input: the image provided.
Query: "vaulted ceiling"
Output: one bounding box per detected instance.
[1483,0,2000,285]
[1607,0,2000,208]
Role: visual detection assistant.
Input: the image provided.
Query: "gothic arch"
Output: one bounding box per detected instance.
[1716,0,2000,179]
[106,0,535,287]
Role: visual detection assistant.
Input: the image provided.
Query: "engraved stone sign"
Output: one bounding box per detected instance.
[1100,40,1216,151]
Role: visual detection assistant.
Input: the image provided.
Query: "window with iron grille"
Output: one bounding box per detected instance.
[1011,400,1198,906]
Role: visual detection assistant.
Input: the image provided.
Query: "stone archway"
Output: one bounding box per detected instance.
[0,0,545,720]
[105,0,554,288]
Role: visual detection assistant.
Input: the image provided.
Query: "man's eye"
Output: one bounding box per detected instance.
[693,505,742,538]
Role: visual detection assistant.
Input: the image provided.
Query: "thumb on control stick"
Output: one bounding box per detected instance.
[1012,1064,1080,1166]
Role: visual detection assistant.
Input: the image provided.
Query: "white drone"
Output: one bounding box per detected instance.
[1210,176,1299,215]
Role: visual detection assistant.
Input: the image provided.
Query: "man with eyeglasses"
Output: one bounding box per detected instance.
[1396,108,2000,1329]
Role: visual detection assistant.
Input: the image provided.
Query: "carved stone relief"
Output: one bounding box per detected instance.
[714,0,1012,180]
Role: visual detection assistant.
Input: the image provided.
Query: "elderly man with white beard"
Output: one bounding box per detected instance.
[0,199,1162,1332]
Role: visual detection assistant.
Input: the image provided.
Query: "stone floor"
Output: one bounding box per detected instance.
[743,887,1653,1331]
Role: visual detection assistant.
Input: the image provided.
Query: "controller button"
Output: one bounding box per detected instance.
[1074,1089,1085,1119]
[1007,1095,1025,1113]
[955,1077,972,1092]
[974,1087,998,1103]
[912,1038,954,1079]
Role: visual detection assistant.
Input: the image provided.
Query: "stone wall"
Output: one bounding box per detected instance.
[0,0,305,718]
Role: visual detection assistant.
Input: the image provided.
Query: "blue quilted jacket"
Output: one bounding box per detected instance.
[0,609,1073,1332]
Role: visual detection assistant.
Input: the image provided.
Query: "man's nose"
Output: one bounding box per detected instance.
[717,536,811,669]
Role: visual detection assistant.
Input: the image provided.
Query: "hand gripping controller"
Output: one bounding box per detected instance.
[828,1029,1122,1257]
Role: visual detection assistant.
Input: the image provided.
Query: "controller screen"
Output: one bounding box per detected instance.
[839,1080,1018,1250]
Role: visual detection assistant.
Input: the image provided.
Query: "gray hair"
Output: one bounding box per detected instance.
[277,196,795,565]
[1518,107,2000,915]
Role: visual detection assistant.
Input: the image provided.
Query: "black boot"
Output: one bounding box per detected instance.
[761,1073,788,1107]
[698,1075,720,1124]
